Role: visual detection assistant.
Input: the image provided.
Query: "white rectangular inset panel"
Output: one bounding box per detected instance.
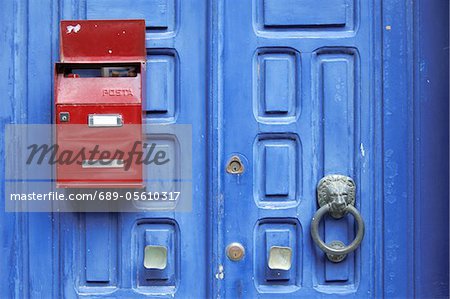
[88,114,123,127]
[82,159,124,168]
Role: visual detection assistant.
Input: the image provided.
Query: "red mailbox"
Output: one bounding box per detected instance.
[55,20,146,188]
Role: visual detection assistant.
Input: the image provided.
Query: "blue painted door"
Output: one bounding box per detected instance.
[219,0,377,297]
[58,1,208,297]
[1,0,210,298]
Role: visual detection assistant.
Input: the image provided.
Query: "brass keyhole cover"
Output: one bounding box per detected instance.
[226,156,244,174]
[226,242,245,261]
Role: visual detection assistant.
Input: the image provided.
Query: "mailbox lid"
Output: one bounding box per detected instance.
[54,62,144,105]
[60,20,146,62]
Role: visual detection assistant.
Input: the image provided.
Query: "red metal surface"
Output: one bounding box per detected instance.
[56,106,143,188]
[55,20,145,188]
[54,65,143,105]
[60,20,146,62]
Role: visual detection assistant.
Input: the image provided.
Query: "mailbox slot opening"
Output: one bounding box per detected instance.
[57,63,141,78]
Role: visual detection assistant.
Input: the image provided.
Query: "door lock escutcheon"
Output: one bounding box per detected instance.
[226,156,244,174]
[226,242,245,261]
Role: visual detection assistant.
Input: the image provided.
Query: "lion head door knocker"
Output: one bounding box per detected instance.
[317,175,356,219]
[310,175,365,263]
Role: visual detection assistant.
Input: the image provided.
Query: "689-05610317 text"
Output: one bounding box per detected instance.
[9,191,181,202]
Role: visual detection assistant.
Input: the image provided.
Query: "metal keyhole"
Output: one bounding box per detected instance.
[59,112,69,122]
[230,161,240,172]
[226,242,245,261]
[226,156,244,174]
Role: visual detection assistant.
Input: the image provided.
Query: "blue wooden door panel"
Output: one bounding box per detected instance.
[87,0,176,32]
[219,0,376,297]
[56,0,208,298]
[413,0,449,297]
[263,0,347,27]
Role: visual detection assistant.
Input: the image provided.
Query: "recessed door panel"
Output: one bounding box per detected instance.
[58,0,208,297]
[221,0,375,297]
